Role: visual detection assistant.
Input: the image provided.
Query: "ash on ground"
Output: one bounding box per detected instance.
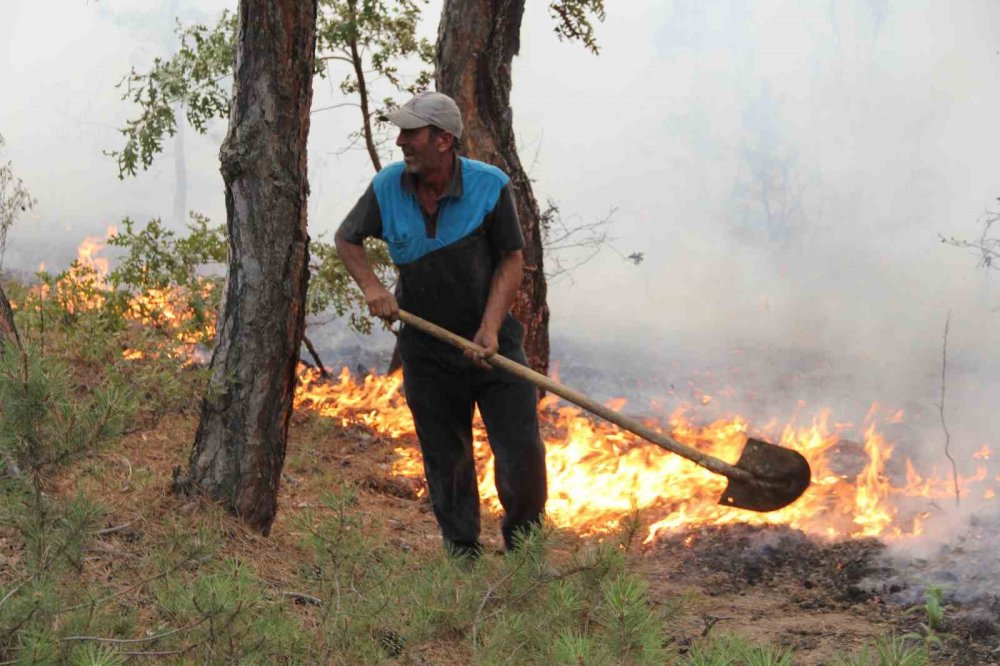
[862,512,1000,646]
[650,523,887,607]
[648,522,1000,662]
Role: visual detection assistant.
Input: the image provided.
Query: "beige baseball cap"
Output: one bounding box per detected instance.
[386,91,464,140]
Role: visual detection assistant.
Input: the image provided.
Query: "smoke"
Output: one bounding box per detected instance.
[501,1,1000,438]
[1,1,998,555]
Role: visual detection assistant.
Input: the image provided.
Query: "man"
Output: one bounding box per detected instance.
[335,91,547,558]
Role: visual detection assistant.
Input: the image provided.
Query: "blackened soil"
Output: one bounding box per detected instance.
[639,523,1000,665]
[655,524,887,606]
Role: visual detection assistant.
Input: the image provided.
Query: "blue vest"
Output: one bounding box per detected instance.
[372,158,510,265]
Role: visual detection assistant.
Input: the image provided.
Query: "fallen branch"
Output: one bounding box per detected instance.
[700,613,734,637]
[262,578,323,607]
[281,590,322,606]
[96,522,134,537]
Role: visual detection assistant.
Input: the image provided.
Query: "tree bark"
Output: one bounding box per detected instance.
[0,282,21,355]
[435,0,550,378]
[173,0,317,535]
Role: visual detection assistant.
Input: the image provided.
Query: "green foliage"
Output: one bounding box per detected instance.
[318,0,433,94]
[683,635,796,666]
[112,0,433,178]
[308,236,395,334]
[920,586,945,633]
[832,633,929,666]
[108,214,226,294]
[150,559,310,663]
[108,213,392,338]
[68,644,127,666]
[107,11,237,178]
[0,489,109,660]
[549,0,607,54]
[290,486,673,665]
[296,485,416,663]
[902,586,948,651]
[593,572,668,662]
[0,342,129,662]
[107,213,225,345]
[317,0,434,167]
[111,0,607,177]
[0,371,957,665]
[106,214,394,337]
[0,344,132,484]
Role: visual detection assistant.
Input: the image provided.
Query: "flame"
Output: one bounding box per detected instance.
[76,236,110,278]
[43,232,997,545]
[49,233,219,359]
[292,369,999,544]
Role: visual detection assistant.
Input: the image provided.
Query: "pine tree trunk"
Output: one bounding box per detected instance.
[435,0,550,378]
[173,0,317,535]
[0,282,20,354]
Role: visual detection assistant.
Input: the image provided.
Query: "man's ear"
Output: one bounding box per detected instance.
[438,132,454,153]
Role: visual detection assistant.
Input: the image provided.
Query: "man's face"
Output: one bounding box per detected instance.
[396,126,448,175]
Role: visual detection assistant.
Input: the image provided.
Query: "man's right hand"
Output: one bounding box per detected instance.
[363,284,399,321]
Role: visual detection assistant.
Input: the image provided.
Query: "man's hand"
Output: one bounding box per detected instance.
[467,326,498,370]
[363,283,399,321]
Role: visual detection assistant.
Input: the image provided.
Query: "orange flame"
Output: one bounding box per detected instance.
[53,232,218,359]
[292,369,998,544]
[48,233,998,544]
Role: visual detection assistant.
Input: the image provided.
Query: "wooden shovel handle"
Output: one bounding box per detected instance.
[396,309,752,483]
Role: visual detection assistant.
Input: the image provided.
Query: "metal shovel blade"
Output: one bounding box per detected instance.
[718,437,812,512]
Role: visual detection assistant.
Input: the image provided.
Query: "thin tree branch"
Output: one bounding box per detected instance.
[938,310,960,506]
[317,54,356,65]
[311,102,361,115]
[345,0,382,173]
[301,333,331,380]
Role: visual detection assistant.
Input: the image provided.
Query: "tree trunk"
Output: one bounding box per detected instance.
[173,0,317,536]
[435,0,550,378]
[0,282,21,355]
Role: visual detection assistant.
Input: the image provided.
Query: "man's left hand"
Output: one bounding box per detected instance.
[468,327,498,370]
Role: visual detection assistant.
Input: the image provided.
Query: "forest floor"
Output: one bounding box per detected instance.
[23,396,995,666]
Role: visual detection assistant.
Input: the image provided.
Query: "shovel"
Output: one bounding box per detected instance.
[396,309,812,512]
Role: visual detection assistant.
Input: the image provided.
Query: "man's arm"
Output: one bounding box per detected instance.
[469,248,523,367]
[334,231,398,320]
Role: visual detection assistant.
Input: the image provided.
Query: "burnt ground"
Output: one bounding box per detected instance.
[635,523,1000,665]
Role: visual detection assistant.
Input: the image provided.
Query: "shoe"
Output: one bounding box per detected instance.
[445,539,484,564]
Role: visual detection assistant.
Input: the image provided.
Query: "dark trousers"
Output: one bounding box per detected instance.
[402,344,547,551]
